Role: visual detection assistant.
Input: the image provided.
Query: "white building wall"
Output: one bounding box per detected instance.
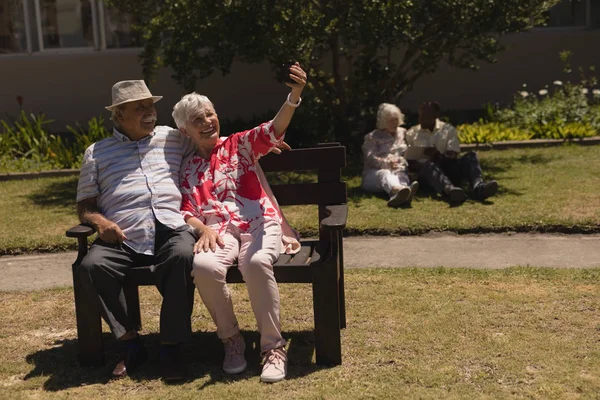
[1,29,599,131]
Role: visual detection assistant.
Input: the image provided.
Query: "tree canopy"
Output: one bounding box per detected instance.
[110,0,560,151]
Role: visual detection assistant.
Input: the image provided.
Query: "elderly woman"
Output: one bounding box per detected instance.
[172,63,306,383]
[361,103,419,207]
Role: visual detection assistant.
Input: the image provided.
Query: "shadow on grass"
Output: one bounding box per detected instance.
[348,184,453,207]
[481,152,559,176]
[347,181,512,208]
[25,176,78,209]
[24,329,324,391]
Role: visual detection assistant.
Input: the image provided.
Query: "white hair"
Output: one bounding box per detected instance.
[376,103,405,130]
[172,92,215,129]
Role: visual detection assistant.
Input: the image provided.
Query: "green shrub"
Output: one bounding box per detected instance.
[0,111,62,169]
[492,51,600,137]
[457,120,596,144]
[531,121,597,140]
[457,121,534,144]
[0,114,111,172]
[0,156,58,173]
[66,117,111,167]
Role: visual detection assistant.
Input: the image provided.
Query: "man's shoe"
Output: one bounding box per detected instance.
[260,347,287,383]
[112,336,148,379]
[387,187,411,207]
[445,185,467,204]
[223,333,247,374]
[473,180,498,201]
[406,181,419,205]
[160,344,186,382]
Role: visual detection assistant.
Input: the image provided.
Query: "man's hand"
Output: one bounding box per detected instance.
[423,147,438,157]
[78,197,126,245]
[444,150,459,159]
[194,226,225,253]
[424,146,445,162]
[97,220,127,244]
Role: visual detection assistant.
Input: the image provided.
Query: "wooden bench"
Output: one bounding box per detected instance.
[66,143,348,367]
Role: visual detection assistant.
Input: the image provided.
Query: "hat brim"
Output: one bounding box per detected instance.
[105,95,163,111]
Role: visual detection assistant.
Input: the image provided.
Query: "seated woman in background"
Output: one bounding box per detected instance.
[361,103,419,207]
[173,63,306,383]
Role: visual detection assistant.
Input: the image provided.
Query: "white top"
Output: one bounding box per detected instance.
[405,119,461,161]
[361,128,408,172]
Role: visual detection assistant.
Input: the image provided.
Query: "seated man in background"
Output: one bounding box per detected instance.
[361,103,419,207]
[405,101,497,204]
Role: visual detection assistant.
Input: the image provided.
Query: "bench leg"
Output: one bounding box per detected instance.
[337,231,346,329]
[312,259,342,366]
[72,263,104,366]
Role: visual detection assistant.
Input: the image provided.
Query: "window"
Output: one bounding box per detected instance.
[542,0,587,27]
[590,0,600,27]
[0,0,141,54]
[102,6,141,49]
[0,0,28,53]
[38,0,94,49]
[536,0,600,28]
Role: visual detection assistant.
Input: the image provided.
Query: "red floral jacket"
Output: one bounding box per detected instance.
[180,121,284,235]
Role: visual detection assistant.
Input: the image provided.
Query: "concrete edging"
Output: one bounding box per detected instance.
[461,136,600,151]
[1,136,599,181]
[0,169,80,181]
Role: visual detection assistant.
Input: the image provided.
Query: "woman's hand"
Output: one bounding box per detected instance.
[286,63,307,101]
[272,62,307,137]
[270,141,292,154]
[194,226,225,253]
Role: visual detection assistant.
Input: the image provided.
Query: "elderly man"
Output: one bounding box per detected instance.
[405,101,498,205]
[76,80,196,381]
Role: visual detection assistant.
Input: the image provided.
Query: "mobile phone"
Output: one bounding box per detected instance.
[279,62,296,84]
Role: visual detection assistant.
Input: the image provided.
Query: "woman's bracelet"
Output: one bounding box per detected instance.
[286,93,302,108]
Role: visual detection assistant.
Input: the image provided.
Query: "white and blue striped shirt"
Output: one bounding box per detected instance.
[77,126,195,255]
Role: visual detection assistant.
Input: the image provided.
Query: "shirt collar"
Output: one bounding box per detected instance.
[113,127,156,142]
[417,119,443,133]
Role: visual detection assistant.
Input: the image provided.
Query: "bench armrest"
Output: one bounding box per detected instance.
[320,204,348,231]
[66,224,96,238]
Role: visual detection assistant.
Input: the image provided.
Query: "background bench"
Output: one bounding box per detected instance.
[66,143,348,367]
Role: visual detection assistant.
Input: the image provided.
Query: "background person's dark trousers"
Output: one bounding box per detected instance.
[411,151,497,203]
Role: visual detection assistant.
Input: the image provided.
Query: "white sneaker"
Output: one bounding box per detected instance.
[387,186,411,207]
[222,333,247,374]
[260,347,287,383]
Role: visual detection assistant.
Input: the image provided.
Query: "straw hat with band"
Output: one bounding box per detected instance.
[105,80,163,111]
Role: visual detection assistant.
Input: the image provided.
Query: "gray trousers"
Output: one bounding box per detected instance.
[78,221,196,343]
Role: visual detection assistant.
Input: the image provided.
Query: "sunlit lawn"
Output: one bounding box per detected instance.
[1,144,599,254]
[1,268,599,399]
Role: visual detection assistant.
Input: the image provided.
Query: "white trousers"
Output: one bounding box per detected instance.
[191,220,286,352]
[361,168,411,196]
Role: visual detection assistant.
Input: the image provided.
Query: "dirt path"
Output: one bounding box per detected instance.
[1,233,599,292]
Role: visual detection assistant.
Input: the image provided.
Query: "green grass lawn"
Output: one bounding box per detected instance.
[1,268,599,399]
[1,144,599,254]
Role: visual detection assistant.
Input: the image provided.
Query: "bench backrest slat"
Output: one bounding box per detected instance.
[259,146,346,172]
[270,182,347,206]
[259,144,347,215]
